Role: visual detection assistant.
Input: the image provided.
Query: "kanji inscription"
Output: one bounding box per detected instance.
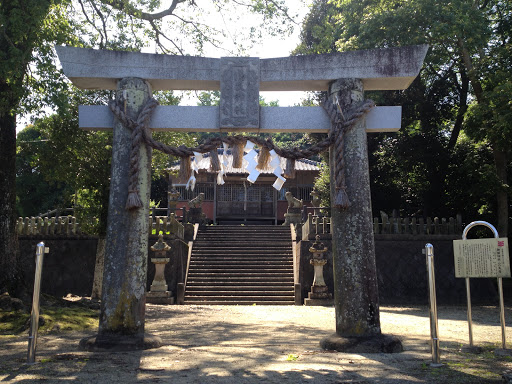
[220,57,260,129]
[453,238,511,278]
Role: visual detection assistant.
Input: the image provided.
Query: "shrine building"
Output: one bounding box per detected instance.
[171,149,320,224]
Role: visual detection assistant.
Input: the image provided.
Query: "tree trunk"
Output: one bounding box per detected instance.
[494,148,508,237]
[91,237,105,299]
[0,109,21,295]
[0,0,55,297]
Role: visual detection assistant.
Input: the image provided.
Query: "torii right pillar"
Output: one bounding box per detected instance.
[322,78,403,353]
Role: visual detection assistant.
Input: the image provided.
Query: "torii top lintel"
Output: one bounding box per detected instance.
[56,45,428,92]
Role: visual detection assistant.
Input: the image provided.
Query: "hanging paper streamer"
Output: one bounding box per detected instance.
[247,169,260,184]
[217,161,226,185]
[244,146,259,183]
[212,143,229,186]
[186,174,196,191]
[270,154,281,172]
[245,140,255,151]
[269,150,286,191]
[217,169,225,185]
[273,175,286,190]
[193,151,203,163]
[222,143,229,167]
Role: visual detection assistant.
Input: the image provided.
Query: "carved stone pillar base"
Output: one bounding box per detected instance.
[283,207,302,226]
[320,333,403,353]
[146,291,174,305]
[305,286,333,306]
[188,207,206,225]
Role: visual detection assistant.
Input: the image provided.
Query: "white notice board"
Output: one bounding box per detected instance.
[453,238,511,278]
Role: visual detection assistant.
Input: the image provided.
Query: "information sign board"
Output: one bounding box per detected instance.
[453,238,510,278]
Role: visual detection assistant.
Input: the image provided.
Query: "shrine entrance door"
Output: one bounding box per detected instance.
[216,182,276,224]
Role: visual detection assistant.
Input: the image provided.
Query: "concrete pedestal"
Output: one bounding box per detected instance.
[283,207,302,226]
[147,257,174,305]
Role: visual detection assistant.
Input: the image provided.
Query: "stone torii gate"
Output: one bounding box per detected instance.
[56,45,427,352]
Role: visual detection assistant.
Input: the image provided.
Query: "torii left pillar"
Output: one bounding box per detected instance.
[80,78,162,351]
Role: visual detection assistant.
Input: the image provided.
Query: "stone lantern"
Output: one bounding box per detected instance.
[146,234,174,304]
[167,188,180,217]
[305,235,333,306]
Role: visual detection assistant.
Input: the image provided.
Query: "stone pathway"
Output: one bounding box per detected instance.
[1,305,512,383]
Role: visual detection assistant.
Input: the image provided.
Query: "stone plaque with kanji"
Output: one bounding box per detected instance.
[220,57,260,130]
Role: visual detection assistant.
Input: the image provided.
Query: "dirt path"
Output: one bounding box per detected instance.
[1,305,512,383]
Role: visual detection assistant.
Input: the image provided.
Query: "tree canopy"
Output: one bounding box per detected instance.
[299,0,511,234]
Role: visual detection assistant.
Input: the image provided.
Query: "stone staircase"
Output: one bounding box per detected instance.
[184,225,295,305]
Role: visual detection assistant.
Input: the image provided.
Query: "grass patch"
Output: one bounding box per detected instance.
[0,306,99,335]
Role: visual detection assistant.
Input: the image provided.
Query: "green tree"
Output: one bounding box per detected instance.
[1,0,73,295]
[296,0,511,232]
[1,0,296,295]
[16,125,71,217]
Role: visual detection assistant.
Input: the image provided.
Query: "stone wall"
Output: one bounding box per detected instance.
[19,236,98,297]
[20,235,501,305]
[19,236,188,300]
[298,235,500,305]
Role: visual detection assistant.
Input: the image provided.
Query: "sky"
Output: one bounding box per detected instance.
[17,1,313,133]
[175,0,313,106]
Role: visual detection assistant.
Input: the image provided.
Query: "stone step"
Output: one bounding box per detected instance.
[185,290,294,296]
[183,300,294,305]
[193,240,291,246]
[196,234,290,238]
[201,225,290,230]
[186,281,292,287]
[192,246,291,251]
[190,256,292,260]
[188,268,292,274]
[184,225,293,305]
[187,276,294,283]
[189,263,291,268]
[183,295,294,302]
[188,270,293,275]
[196,231,289,235]
[193,247,291,250]
[190,264,292,269]
[190,255,292,260]
[186,285,292,291]
[192,250,292,255]
[197,231,290,234]
[190,261,292,266]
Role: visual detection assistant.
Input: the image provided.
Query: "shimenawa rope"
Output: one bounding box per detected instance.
[108,97,374,210]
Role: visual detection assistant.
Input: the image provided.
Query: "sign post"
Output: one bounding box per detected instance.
[454,221,510,351]
[425,243,442,366]
[27,242,49,364]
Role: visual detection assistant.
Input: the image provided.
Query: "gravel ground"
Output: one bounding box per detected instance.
[1,304,512,383]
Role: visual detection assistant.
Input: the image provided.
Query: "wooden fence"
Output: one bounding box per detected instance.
[373,214,463,235]
[149,215,184,238]
[18,211,462,238]
[16,216,81,236]
[302,213,332,240]
[17,214,185,238]
[301,210,463,239]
